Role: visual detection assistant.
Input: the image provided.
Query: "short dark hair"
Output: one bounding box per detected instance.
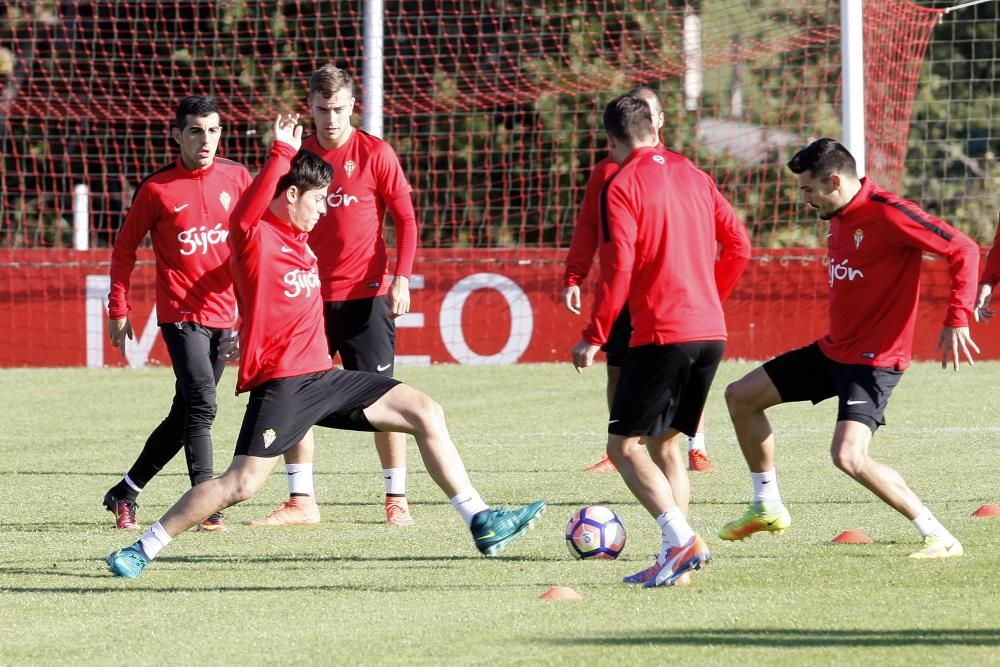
[309,64,353,99]
[787,138,858,180]
[603,94,654,143]
[274,150,333,199]
[627,86,663,117]
[174,96,220,130]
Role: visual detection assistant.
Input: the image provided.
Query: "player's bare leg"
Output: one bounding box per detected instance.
[376,430,415,525]
[363,385,471,495]
[584,364,622,473]
[830,420,962,558]
[830,420,922,515]
[249,430,321,526]
[107,456,280,578]
[719,367,791,541]
[724,367,783,472]
[161,456,279,535]
[609,432,709,587]
[646,432,690,515]
[363,384,545,556]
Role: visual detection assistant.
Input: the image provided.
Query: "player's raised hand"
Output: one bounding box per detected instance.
[273,113,302,151]
[108,317,134,358]
[936,325,979,371]
[974,283,994,323]
[571,339,600,374]
[562,285,582,315]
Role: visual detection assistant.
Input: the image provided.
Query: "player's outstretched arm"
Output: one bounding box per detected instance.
[229,114,302,238]
[936,326,979,371]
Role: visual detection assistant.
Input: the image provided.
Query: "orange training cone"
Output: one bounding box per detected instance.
[972,504,1000,518]
[832,530,874,544]
[539,586,583,601]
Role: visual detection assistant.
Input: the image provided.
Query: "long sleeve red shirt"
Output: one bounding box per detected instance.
[228,141,333,393]
[583,146,751,347]
[302,131,417,302]
[107,158,251,327]
[563,157,620,287]
[818,178,978,370]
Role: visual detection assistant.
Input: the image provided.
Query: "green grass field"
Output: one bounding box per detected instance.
[1,362,998,666]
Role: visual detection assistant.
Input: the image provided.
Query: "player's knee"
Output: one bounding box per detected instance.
[830,448,864,476]
[724,380,752,413]
[226,472,265,504]
[415,394,445,430]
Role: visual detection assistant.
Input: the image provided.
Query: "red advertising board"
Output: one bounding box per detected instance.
[0,248,992,368]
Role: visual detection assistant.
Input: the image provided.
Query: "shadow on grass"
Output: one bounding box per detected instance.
[548,627,1000,648]
[0,581,529,594]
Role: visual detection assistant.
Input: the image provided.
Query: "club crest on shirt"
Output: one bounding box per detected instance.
[853,228,863,250]
[262,428,276,449]
[220,191,232,212]
[344,160,356,177]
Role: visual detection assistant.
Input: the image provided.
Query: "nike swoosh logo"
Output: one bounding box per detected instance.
[376,363,391,372]
[608,419,620,424]
[281,246,294,253]
[846,400,867,405]
[475,531,496,541]
[173,204,189,212]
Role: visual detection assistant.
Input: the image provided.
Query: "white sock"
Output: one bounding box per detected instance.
[688,432,706,453]
[450,488,489,527]
[123,474,142,494]
[911,505,950,539]
[383,467,407,496]
[138,521,172,560]
[751,469,782,505]
[286,463,314,496]
[656,507,695,553]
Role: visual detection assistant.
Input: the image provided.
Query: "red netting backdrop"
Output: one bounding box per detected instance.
[4,0,992,367]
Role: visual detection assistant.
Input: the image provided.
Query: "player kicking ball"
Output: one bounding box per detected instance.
[106,114,544,578]
[571,95,749,588]
[720,138,976,559]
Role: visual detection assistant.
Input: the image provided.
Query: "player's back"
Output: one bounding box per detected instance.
[607,147,729,345]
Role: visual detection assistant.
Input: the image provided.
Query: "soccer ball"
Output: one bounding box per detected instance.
[565,505,626,560]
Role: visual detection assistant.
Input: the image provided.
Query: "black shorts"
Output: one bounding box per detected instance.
[601,307,632,367]
[323,296,396,376]
[763,342,903,432]
[234,369,401,458]
[609,341,725,438]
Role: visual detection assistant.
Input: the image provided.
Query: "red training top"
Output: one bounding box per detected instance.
[818,178,978,370]
[108,158,252,327]
[563,156,620,287]
[583,146,751,347]
[228,141,333,393]
[302,131,417,302]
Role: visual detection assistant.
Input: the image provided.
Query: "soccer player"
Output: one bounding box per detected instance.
[571,95,750,587]
[720,138,978,559]
[105,114,545,579]
[103,96,252,532]
[563,87,718,475]
[250,65,418,527]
